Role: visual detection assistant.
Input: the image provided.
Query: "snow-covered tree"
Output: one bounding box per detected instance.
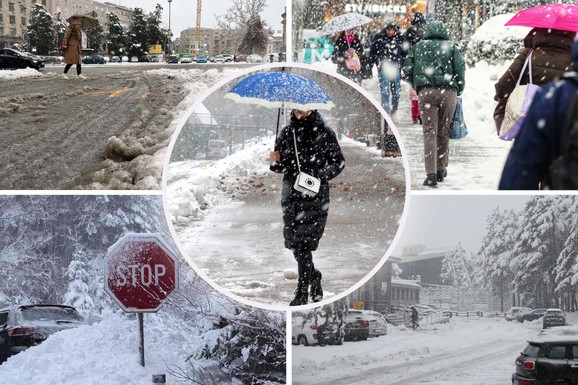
[27,4,55,55]
[441,243,472,310]
[237,15,269,54]
[216,0,269,54]
[63,247,94,317]
[105,12,126,56]
[476,207,518,312]
[127,8,149,60]
[555,196,578,311]
[84,11,105,52]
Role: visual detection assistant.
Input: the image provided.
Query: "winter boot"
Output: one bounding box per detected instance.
[423,174,437,187]
[310,270,323,303]
[436,169,447,182]
[289,282,309,306]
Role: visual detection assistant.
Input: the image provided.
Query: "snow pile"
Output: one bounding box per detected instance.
[166,138,272,225]
[0,67,43,80]
[466,13,531,67]
[0,314,207,385]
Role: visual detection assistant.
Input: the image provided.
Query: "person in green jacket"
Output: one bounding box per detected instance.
[403,21,465,187]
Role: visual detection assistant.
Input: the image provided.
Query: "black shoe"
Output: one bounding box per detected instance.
[418,117,423,124]
[436,169,447,182]
[423,174,437,187]
[290,282,309,306]
[310,270,323,302]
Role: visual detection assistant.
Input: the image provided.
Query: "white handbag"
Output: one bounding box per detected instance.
[292,129,320,197]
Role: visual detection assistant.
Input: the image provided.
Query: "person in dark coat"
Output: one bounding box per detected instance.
[404,12,427,51]
[403,21,465,187]
[369,23,405,117]
[270,109,345,306]
[499,39,578,190]
[410,306,419,329]
[493,28,575,133]
[331,29,365,84]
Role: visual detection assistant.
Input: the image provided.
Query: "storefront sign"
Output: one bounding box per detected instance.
[345,3,408,15]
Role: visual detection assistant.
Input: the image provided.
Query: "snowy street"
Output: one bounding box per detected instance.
[292,314,577,385]
[166,136,407,307]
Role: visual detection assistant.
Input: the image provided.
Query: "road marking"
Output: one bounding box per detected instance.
[109,87,129,98]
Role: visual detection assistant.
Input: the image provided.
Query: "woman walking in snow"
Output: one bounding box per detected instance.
[61,16,85,79]
[270,109,345,306]
[331,29,365,84]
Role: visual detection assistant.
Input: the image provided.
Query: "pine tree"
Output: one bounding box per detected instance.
[238,16,269,54]
[441,243,472,310]
[27,4,55,55]
[127,8,149,60]
[106,12,126,57]
[63,246,94,317]
[84,11,105,52]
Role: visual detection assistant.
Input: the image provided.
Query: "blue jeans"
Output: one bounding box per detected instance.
[377,63,401,116]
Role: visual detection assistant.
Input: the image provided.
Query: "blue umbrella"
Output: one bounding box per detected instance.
[224,71,335,111]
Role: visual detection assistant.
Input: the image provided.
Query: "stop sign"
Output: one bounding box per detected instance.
[105,233,178,313]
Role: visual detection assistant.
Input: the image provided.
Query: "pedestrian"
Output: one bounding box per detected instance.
[409,86,421,124]
[331,29,365,84]
[410,306,419,329]
[269,109,345,306]
[493,28,575,133]
[499,39,578,190]
[369,23,405,118]
[404,12,427,51]
[403,20,465,187]
[61,16,86,79]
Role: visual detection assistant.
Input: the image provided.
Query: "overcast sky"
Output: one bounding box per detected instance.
[396,193,530,255]
[109,0,285,36]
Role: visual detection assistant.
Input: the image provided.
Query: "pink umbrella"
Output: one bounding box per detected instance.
[505,3,578,33]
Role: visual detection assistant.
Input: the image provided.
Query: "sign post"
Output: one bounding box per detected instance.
[105,233,178,367]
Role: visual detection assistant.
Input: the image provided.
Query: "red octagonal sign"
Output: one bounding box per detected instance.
[105,233,178,313]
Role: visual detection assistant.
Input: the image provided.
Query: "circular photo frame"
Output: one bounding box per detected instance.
[162,63,411,310]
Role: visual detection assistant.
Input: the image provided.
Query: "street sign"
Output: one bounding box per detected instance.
[105,233,178,313]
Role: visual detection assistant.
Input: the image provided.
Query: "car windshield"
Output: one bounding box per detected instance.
[20,306,84,322]
[548,310,564,316]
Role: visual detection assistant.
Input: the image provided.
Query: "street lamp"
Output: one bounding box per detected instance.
[167,0,172,54]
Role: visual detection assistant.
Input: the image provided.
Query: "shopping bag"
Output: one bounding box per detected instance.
[345,51,361,72]
[449,98,468,139]
[498,51,539,141]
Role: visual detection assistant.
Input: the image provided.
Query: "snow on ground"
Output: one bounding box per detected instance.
[292,313,578,385]
[0,312,225,385]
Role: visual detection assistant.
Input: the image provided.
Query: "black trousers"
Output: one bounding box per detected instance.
[293,248,314,285]
[64,63,81,75]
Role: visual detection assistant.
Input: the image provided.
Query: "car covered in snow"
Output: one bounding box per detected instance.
[343,309,369,341]
[0,304,85,361]
[543,308,567,329]
[505,307,533,321]
[516,308,547,323]
[363,310,388,337]
[292,314,343,346]
[512,334,578,385]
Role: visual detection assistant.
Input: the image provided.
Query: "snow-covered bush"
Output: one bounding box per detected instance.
[465,13,529,67]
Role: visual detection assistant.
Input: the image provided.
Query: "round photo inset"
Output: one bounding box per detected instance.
[162,64,410,309]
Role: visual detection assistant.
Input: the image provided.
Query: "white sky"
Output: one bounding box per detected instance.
[397,194,529,255]
[108,0,285,36]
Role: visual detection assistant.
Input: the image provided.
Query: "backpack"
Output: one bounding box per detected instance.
[547,77,578,189]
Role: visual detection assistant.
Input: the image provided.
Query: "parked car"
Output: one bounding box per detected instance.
[512,335,578,385]
[505,307,533,321]
[207,140,227,159]
[0,48,44,70]
[82,54,106,64]
[343,309,369,341]
[213,54,225,63]
[363,310,388,337]
[0,304,85,361]
[543,308,567,329]
[516,308,547,323]
[110,56,120,62]
[246,54,263,63]
[180,54,193,63]
[235,54,247,62]
[195,54,208,63]
[292,315,343,346]
[222,54,234,62]
[167,55,179,63]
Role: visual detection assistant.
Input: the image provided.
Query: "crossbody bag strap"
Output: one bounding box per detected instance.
[292,128,302,173]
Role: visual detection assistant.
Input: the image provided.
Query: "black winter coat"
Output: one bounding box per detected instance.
[270,111,345,251]
[331,32,365,83]
[369,29,406,69]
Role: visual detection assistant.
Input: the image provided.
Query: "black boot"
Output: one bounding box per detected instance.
[310,270,323,302]
[290,282,309,306]
[423,174,437,187]
[437,169,447,182]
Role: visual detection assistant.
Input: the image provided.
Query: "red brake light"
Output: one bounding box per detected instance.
[309,325,318,330]
[362,320,369,326]
[7,327,35,337]
[522,361,535,371]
